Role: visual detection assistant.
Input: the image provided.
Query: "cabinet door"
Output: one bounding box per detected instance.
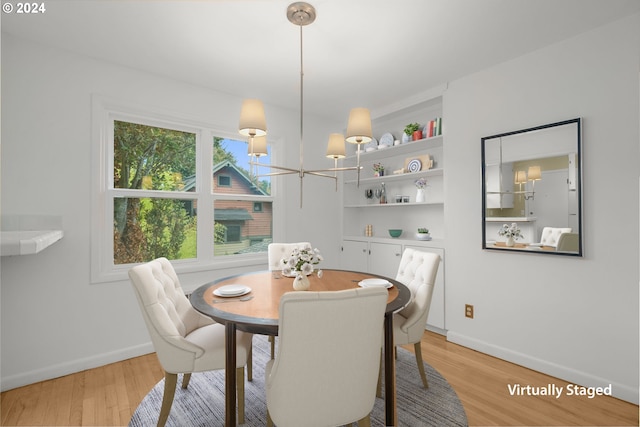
[341,240,368,272]
[369,242,402,279]
[406,246,445,331]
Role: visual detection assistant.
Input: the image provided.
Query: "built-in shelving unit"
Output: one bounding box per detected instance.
[339,95,446,332]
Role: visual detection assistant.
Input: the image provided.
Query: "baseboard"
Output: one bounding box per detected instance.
[446,331,639,405]
[0,342,155,392]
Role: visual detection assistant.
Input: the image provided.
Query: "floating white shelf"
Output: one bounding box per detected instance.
[1,230,64,256]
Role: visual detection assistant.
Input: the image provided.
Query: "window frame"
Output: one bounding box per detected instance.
[217,174,232,187]
[91,96,275,283]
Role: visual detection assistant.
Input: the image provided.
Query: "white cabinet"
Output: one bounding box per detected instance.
[341,240,368,272]
[369,242,402,278]
[341,238,446,333]
[341,240,401,279]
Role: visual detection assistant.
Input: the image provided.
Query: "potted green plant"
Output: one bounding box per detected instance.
[404,122,423,141]
[416,227,431,240]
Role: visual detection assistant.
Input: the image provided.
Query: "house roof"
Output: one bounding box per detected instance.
[183,161,268,196]
[214,209,253,221]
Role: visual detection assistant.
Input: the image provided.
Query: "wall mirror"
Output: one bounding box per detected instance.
[481,118,582,256]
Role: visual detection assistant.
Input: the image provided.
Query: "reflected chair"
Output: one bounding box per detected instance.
[556,232,579,252]
[265,287,388,427]
[129,257,253,427]
[540,227,572,248]
[267,242,311,271]
[379,248,440,393]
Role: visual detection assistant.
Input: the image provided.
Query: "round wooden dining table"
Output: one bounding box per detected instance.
[190,269,411,427]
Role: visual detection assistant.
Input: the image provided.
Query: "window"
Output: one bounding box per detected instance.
[92,97,274,282]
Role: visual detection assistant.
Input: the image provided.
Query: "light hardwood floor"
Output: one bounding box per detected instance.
[1,331,638,426]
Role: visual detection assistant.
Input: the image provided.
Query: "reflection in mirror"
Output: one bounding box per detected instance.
[481,118,582,256]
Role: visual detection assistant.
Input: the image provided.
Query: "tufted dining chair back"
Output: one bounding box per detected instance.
[265,287,388,427]
[383,248,440,390]
[540,227,572,247]
[267,242,311,271]
[129,257,253,426]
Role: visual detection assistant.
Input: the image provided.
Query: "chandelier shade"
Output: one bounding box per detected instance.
[239,99,267,137]
[248,136,268,157]
[345,107,373,144]
[326,133,346,159]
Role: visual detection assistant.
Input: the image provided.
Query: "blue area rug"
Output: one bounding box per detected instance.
[130,335,467,426]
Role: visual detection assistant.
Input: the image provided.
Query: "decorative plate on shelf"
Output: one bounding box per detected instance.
[363,136,378,152]
[379,132,394,148]
[406,158,422,173]
[404,154,432,172]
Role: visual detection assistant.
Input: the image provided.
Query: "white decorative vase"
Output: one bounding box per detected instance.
[415,188,425,203]
[293,273,310,291]
[506,236,515,247]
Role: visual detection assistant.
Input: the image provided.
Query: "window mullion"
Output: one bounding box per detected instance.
[197,129,214,262]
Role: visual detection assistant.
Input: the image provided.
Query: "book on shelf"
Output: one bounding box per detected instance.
[425,117,443,137]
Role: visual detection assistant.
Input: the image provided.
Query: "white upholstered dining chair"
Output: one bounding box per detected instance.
[267,242,311,271]
[128,257,253,426]
[381,248,440,391]
[539,227,572,248]
[266,242,311,358]
[265,287,388,427]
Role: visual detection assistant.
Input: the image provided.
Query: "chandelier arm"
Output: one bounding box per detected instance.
[249,162,300,173]
[253,170,300,178]
[304,171,339,179]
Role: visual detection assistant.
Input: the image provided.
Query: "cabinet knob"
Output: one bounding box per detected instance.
[395,253,401,257]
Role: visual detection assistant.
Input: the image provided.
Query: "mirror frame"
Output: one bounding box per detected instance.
[481,118,583,257]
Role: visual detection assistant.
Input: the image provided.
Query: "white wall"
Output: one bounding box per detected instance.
[0,34,342,390]
[443,14,639,403]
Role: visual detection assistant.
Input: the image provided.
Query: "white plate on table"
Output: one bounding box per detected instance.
[214,285,251,297]
[358,278,393,289]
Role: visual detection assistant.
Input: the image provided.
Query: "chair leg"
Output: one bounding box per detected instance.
[357,415,372,427]
[266,410,274,427]
[269,335,275,359]
[181,372,191,389]
[247,342,253,382]
[158,372,177,427]
[414,342,429,388]
[236,367,245,424]
[376,348,383,398]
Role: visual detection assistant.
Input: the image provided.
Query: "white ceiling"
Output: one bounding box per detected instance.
[3,0,639,121]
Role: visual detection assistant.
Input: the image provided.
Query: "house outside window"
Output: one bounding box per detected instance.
[91,97,274,282]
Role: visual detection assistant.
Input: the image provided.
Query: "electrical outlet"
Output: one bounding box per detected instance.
[465,304,474,319]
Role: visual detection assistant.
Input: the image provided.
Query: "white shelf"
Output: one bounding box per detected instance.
[1,230,64,256]
[343,235,445,248]
[346,135,443,162]
[344,201,443,208]
[345,168,442,185]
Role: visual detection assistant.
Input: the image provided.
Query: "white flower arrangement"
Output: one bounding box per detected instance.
[415,177,427,189]
[281,245,323,277]
[498,223,523,240]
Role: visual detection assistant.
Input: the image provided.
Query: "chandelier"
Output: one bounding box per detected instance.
[238,2,371,207]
